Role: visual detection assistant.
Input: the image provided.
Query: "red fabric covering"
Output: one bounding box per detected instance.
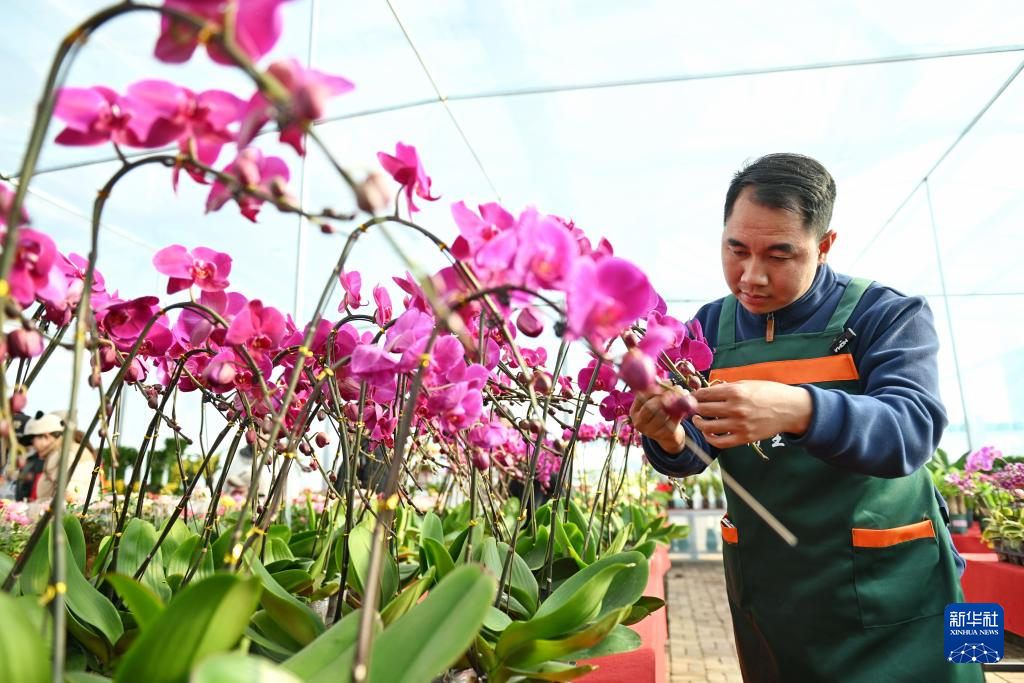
[580,544,669,682]
[951,523,990,555]
[960,556,1024,636]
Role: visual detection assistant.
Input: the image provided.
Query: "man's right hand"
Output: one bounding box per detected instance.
[629,386,689,454]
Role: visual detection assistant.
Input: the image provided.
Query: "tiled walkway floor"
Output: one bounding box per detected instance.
[666,561,742,683]
[665,559,1024,683]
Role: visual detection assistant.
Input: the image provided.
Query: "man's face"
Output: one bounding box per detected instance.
[722,186,835,315]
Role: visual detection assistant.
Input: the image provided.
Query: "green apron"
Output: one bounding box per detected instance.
[711,279,982,683]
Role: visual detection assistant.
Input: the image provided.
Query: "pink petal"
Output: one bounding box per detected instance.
[54,87,107,132]
[152,244,193,278]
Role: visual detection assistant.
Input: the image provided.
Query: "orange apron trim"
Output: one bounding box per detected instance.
[709,353,859,385]
[721,518,738,544]
[851,519,935,548]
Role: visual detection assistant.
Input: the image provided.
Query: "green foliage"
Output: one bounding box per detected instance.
[114,574,262,683]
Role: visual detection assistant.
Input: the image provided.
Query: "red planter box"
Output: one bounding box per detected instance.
[960,553,1024,636]
[580,544,669,682]
[951,523,990,555]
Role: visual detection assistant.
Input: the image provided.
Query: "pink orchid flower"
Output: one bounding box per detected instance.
[599,389,635,422]
[153,244,232,293]
[175,290,247,347]
[97,296,172,355]
[373,285,392,326]
[0,183,28,228]
[238,58,354,155]
[377,142,438,213]
[3,228,58,307]
[205,147,291,222]
[512,208,577,291]
[155,0,293,66]
[577,358,617,393]
[225,299,286,358]
[566,256,652,344]
[54,84,183,148]
[450,201,516,262]
[338,270,364,311]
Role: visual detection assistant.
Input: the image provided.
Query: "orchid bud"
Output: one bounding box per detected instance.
[261,416,274,434]
[472,450,490,471]
[664,388,698,422]
[225,409,237,421]
[531,371,552,394]
[7,329,43,358]
[88,372,101,389]
[310,458,319,471]
[356,171,393,214]
[328,471,337,482]
[0,421,8,438]
[299,441,312,456]
[315,431,330,448]
[619,349,657,392]
[317,409,326,422]
[677,359,696,377]
[245,428,257,444]
[124,358,146,384]
[515,307,544,338]
[622,331,638,349]
[97,344,118,372]
[686,374,702,392]
[9,388,27,414]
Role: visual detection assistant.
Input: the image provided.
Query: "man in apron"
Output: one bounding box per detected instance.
[632,153,982,682]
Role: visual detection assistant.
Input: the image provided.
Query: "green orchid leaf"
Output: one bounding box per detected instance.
[103,573,163,631]
[368,564,497,683]
[503,607,629,670]
[63,514,87,575]
[284,608,379,683]
[495,561,629,661]
[622,596,665,625]
[245,551,325,646]
[420,511,444,545]
[271,569,314,595]
[0,591,49,683]
[117,519,171,602]
[114,574,262,683]
[344,523,398,608]
[191,653,303,683]
[421,537,455,581]
[565,623,641,659]
[380,567,435,627]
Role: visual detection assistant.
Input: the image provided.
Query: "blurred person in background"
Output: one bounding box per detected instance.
[24,412,96,502]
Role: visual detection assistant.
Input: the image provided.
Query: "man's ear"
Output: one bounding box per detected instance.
[818,230,837,264]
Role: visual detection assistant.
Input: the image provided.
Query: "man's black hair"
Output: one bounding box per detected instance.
[724,153,836,239]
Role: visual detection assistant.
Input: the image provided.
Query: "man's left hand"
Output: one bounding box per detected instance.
[691,380,813,449]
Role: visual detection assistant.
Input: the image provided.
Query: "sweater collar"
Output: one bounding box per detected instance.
[735,264,838,332]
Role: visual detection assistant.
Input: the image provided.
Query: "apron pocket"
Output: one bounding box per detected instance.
[721,516,745,606]
[851,519,945,628]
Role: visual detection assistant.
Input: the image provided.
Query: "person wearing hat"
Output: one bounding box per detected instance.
[11,412,44,501]
[23,412,96,503]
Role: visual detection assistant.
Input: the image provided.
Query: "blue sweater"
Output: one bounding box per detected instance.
[643,265,964,571]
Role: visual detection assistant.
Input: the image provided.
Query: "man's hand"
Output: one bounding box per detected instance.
[629,385,691,453]
[691,380,812,449]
